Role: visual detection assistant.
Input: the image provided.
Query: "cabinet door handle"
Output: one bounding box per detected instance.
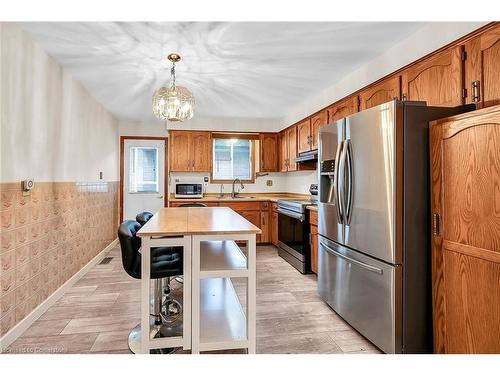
[472,80,480,103]
[432,212,441,236]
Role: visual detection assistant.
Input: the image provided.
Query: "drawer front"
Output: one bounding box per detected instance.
[221,201,261,211]
[318,236,402,353]
[309,210,318,225]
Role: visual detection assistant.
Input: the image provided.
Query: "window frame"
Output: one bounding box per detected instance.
[210,135,256,184]
[128,146,160,194]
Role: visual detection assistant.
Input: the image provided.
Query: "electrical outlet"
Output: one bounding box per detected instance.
[266,180,273,187]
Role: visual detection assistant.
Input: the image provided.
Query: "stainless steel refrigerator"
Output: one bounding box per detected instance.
[317,100,471,354]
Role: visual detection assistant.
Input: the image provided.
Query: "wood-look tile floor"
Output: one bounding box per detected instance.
[5,245,380,354]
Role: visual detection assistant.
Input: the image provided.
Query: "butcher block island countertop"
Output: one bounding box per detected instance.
[137,207,262,237]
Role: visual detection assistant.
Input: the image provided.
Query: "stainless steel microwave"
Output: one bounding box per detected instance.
[174,182,203,198]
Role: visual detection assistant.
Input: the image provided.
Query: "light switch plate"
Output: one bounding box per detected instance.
[266,180,273,186]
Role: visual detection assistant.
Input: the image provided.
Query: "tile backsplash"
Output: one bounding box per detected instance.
[0,181,118,337]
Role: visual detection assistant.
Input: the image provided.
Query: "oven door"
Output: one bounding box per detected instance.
[277,208,309,272]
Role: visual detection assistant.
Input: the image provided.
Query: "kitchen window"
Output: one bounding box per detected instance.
[211,135,256,182]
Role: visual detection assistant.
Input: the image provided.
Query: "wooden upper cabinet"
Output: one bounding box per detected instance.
[464,23,500,108]
[278,126,299,172]
[190,131,211,172]
[401,46,464,107]
[169,131,211,172]
[430,105,500,353]
[259,133,279,172]
[297,119,312,154]
[279,131,288,172]
[287,126,298,171]
[169,131,191,171]
[359,75,401,110]
[327,96,359,124]
[310,110,327,150]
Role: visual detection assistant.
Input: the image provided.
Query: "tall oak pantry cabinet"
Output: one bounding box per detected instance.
[430,105,500,353]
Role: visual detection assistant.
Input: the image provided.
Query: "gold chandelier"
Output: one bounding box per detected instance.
[152,53,195,122]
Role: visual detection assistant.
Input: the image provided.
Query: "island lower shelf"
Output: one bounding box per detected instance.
[199,277,248,351]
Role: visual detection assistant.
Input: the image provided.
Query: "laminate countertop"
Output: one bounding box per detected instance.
[168,193,310,204]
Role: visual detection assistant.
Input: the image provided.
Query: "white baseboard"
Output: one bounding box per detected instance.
[0,238,118,351]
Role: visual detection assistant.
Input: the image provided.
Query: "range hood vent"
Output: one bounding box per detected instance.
[294,149,318,163]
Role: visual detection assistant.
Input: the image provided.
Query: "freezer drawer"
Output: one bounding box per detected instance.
[317,236,402,353]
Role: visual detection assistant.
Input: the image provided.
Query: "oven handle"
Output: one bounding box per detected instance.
[277,208,305,222]
[319,241,383,275]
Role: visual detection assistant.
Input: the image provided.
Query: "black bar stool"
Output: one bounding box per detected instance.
[136,211,153,227]
[135,212,183,322]
[176,203,208,207]
[118,220,182,353]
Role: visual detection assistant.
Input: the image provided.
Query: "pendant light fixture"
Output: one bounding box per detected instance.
[152,53,195,122]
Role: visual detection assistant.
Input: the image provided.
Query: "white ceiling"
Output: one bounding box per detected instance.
[20,22,426,121]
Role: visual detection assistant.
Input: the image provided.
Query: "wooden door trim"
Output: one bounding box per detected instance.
[430,117,446,354]
[119,136,169,223]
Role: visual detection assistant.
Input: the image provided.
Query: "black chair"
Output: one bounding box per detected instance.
[136,212,153,227]
[118,220,183,353]
[177,202,208,207]
[136,211,186,286]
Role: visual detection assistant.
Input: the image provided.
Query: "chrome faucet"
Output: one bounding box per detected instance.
[219,184,224,198]
[231,178,244,198]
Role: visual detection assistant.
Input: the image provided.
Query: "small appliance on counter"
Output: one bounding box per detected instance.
[276,184,317,273]
[174,177,204,199]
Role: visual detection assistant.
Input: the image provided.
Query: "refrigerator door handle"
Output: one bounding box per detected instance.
[344,139,354,225]
[319,241,384,275]
[333,140,344,224]
[338,139,348,226]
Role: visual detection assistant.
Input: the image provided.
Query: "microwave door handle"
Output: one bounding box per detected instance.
[319,241,383,275]
[333,140,344,224]
[344,139,354,225]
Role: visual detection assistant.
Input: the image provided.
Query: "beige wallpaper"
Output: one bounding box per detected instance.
[0,182,118,336]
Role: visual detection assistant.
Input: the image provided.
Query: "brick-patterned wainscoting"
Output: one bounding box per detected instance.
[1,182,118,337]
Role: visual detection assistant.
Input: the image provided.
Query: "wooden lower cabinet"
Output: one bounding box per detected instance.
[260,210,269,243]
[309,210,318,274]
[430,105,500,353]
[271,210,278,246]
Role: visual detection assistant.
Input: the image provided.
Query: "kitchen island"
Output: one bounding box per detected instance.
[137,207,261,354]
